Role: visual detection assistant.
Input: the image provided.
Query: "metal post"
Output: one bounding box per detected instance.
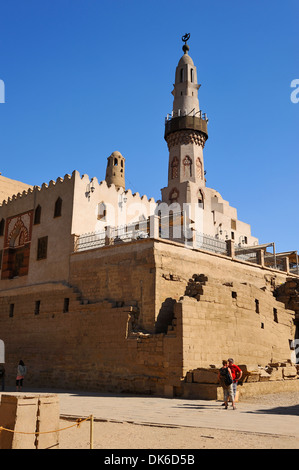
[273,243,277,270]
[90,415,94,449]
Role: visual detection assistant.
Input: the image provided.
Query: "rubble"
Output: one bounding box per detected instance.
[185,361,299,385]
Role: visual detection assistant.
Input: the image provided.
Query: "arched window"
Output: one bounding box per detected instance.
[171,157,179,179]
[34,205,41,225]
[97,202,107,220]
[180,68,184,83]
[0,218,4,236]
[196,158,203,179]
[190,68,194,82]
[54,197,62,218]
[183,156,192,177]
[8,220,29,248]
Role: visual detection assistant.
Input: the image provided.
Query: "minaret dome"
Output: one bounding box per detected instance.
[105,151,125,190]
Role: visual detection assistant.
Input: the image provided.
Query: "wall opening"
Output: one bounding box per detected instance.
[34,205,41,225]
[9,303,14,318]
[180,68,184,82]
[63,298,69,313]
[54,197,62,218]
[37,236,48,261]
[35,300,41,315]
[0,219,4,236]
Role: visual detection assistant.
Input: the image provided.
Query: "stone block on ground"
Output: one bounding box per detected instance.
[246,370,261,383]
[282,365,298,380]
[192,368,219,384]
[0,394,59,449]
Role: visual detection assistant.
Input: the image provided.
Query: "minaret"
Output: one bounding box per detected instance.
[161,34,208,206]
[105,150,125,190]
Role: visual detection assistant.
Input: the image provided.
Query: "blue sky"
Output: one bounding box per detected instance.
[0,0,298,252]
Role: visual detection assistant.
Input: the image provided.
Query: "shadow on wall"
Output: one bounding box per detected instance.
[155,298,176,334]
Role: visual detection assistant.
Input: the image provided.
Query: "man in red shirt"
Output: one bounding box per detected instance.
[228,358,242,400]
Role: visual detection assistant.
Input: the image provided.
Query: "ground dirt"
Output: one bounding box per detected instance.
[58,392,299,450]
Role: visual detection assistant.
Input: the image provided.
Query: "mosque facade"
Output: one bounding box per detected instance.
[0,37,298,397]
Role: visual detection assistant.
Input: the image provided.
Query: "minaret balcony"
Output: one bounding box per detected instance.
[164,112,208,141]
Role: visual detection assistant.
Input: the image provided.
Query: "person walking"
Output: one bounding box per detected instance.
[228,358,242,401]
[16,360,27,392]
[218,360,236,409]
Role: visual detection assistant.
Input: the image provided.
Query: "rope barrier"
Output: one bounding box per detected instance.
[0,414,94,448]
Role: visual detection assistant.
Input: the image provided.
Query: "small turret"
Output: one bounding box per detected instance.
[105,151,125,190]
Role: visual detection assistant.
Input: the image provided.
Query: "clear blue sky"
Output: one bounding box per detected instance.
[0,0,298,252]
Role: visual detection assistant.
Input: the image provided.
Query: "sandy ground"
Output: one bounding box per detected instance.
[58,418,299,450]
[58,392,299,450]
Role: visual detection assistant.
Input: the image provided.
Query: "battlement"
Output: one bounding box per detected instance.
[0,172,74,208]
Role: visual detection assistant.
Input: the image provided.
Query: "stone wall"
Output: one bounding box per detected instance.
[0,280,182,395]
[70,240,157,331]
[0,175,33,204]
[182,363,299,400]
[0,174,75,288]
[0,238,297,397]
[175,276,295,372]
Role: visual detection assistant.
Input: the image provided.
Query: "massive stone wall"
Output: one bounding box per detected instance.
[0,280,181,395]
[0,239,297,396]
[176,276,295,373]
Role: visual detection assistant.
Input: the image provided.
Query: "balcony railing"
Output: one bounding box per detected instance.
[74,219,299,276]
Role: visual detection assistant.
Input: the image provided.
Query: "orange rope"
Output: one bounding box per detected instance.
[0,416,90,435]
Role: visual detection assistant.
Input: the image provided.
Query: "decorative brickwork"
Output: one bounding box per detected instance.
[166,130,206,150]
[1,211,33,279]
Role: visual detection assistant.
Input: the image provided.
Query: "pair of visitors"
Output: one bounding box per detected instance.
[218,360,236,409]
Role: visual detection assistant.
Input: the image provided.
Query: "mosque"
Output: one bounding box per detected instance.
[0,36,298,397]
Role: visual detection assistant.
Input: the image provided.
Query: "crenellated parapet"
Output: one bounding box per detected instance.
[0,173,74,208]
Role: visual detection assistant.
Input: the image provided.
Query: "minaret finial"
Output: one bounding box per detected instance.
[182,33,190,54]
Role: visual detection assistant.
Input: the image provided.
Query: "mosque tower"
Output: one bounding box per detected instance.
[161,34,208,207]
[105,150,125,190]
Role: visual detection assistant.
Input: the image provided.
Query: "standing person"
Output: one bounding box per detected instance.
[0,364,5,391]
[228,358,242,401]
[16,360,27,392]
[218,360,236,410]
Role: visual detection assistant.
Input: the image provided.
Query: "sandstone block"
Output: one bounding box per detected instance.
[259,370,271,382]
[185,371,193,383]
[246,371,260,382]
[193,368,219,384]
[0,395,38,449]
[267,367,283,381]
[282,365,298,380]
[0,394,59,449]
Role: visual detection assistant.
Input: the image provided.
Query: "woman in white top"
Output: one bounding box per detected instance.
[16,360,27,392]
